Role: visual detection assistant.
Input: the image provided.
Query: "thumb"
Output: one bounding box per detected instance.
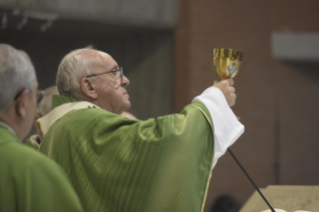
[227,79,234,86]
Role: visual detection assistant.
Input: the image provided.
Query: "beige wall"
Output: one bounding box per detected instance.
[175,0,319,211]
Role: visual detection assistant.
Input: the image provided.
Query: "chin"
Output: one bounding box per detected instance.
[125,101,131,110]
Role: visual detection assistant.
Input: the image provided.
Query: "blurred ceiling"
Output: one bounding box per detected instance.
[0,0,178,28]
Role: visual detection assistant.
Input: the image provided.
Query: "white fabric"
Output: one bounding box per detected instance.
[0,120,16,135]
[37,101,100,137]
[28,134,41,150]
[192,86,244,168]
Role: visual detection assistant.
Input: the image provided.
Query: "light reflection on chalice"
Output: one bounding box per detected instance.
[212,48,243,80]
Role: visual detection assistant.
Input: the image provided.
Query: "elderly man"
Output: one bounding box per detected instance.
[25,86,59,150]
[39,48,244,212]
[0,44,84,212]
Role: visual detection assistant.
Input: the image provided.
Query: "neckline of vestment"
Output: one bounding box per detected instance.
[0,125,20,146]
[37,100,101,137]
[0,120,16,135]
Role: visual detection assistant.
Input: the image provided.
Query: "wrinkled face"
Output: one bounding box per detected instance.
[89,52,131,114]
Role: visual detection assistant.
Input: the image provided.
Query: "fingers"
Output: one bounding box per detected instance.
[212,79,234,86]
[211,79,236,107]
[225,79,235,107]
[229,97,236,107]
[226,79,234,86]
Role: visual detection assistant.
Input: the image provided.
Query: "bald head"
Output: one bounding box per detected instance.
[57,47,130,114]
[56,48,116,99]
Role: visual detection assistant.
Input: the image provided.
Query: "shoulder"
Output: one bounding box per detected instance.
[1,140,74,196]
[1,141,65,174]
[62,107,115,122]
[0,140,84,212]
[56,107,129,128]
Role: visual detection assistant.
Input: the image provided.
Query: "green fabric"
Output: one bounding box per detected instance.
[24,138,35,148]
[51,94,81,110]
[40,95,215,212]
[0,125,84,212]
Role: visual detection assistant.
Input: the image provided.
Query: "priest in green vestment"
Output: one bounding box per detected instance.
[39,48,244,212]
[0,44,84,212]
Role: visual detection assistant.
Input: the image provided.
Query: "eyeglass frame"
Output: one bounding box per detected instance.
[86,67,123,82]
[14,88,44,105]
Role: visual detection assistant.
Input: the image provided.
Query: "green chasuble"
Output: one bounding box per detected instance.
[40,95,215,212]
[0,125,84,212]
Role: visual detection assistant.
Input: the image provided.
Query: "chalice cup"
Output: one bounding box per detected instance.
[213,48,243,118]
[212,48,243,80]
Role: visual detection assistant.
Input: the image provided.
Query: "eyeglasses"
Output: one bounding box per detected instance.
[86,67,123,81]
[36,90,44,104]
[14,89,25,101]
[14,88,44,104]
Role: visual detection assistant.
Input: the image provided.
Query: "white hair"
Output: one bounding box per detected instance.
[56,47,94,99]
[37,86,59,116]
[0,44,36,111]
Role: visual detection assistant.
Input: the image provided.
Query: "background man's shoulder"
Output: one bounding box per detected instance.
[0,141,64,173]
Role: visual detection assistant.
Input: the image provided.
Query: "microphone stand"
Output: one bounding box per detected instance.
[227,148,276,212]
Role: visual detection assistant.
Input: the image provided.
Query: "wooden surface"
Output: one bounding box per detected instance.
[240,186,319,212]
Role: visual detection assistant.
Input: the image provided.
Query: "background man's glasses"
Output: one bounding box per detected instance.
[14,89,44,105]
[36,90,44,104]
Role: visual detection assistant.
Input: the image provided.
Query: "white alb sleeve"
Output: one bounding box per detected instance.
[192,87,244,168]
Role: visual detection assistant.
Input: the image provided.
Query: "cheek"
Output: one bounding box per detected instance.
[106,77,120,88]
[99,85,118,104]
[30,99,37,117]
[33,96,37,110]
[98,83,112,96]
[111,89,126,106]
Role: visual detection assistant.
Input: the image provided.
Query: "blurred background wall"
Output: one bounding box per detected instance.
[1,0,319,211]
[175,1,319,211]
[0,0,176,120]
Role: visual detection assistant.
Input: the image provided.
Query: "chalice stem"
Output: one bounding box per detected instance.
[227,148,276,212]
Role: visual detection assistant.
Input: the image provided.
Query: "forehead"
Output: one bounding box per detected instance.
[87,50,118,71]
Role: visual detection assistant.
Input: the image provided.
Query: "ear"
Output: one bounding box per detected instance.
[15,89,29,118]
[81,78,98,100]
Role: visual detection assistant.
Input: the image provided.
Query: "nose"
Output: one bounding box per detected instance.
[121,75,130,87]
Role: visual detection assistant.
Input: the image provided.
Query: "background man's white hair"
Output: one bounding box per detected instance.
[56,46,94,99]
[0,44,36,111]
[37,86,59,116]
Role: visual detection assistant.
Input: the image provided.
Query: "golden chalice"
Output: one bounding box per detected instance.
[213,48,243,119]
[212,48,243,80]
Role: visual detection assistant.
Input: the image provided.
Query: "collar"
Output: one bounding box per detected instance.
[51,95,84,109]
[0,120,16,135]
[37,99,100,137]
